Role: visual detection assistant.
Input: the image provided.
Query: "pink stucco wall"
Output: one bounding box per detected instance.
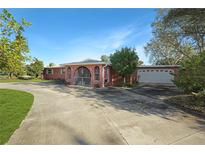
[64,64,107,87]
[43,67,65,80]
[43,65,180,87]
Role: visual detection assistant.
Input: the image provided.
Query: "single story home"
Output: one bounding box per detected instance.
[43,59,179,88]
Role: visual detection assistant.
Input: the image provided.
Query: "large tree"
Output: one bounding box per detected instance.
[100,55,110,63]
[163,9,205,53]
[26,58,44,78]
[0,9,31,78]
[110,47,139,84]
[144,9,205,65]
[48,62,56,67]
[138,60,144,65]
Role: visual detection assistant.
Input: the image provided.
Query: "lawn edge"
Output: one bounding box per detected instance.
[0,88,34,144]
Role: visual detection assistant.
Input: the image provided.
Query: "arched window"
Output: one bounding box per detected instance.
[67,67,71,79]
[94,66,100,80]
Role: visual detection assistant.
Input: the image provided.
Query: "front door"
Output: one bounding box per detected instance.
[75,67,91,86]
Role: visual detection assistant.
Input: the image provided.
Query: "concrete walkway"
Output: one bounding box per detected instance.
[0,82,205,144]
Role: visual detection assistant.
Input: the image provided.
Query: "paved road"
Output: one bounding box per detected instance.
[0,82,205,144]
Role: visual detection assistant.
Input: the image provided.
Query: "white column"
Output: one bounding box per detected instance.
[102,66,105,87]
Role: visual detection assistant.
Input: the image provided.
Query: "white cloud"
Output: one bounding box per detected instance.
[63,24,138,55]
[39,23,151,64]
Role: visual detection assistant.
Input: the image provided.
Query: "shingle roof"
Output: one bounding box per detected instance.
[61,59,111,66]
[44,66,64,69]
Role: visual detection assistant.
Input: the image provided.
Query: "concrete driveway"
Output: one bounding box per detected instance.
[0,82,205,144]
[126,84,182,99]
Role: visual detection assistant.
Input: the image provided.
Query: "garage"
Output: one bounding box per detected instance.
[137,65,179,84]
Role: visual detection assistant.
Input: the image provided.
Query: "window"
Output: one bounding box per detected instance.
[95,66,100,80]
[67,67,71,79]
[61,68,65,74]
[47,69,53,75]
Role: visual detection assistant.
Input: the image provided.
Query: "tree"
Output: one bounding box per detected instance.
[144,9,200,65]
[138,60,144,65]
[100,55,110,62]
[48,63,56,67]
[173,52,205,93]
[110,47,139,84]
[0,9,31,78]
[163,9,205,53]
[26,58,44,78]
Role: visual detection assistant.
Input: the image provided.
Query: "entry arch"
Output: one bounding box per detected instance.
[74,66,91,86]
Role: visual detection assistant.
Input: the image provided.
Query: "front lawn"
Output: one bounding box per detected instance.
[0,78,54,83]
[0,89,34,144]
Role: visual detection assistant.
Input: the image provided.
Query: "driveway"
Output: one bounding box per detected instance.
[0,82,205,144]
[126,84,182,100]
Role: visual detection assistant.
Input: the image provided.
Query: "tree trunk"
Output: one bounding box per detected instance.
[123,76,126,84]
[8,72,12,79]
[130,75,132,84]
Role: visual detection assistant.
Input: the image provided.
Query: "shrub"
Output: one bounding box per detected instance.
[173,52,205,93]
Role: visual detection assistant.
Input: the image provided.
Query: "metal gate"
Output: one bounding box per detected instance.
[74,67,91,86]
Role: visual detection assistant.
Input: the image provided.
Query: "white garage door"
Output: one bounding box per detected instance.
[138,69,174,84]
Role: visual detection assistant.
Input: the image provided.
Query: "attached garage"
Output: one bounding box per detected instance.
[137,65,180,84]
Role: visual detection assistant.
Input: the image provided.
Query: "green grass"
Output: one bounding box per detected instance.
[0,89,34,144]
[0,78,54,83]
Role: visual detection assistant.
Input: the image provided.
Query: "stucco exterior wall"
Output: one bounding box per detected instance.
[43,65,180,87]
[43,67,65,80]
[64,64,109,87]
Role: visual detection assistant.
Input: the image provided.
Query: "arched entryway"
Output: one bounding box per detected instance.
[74,66,91,86]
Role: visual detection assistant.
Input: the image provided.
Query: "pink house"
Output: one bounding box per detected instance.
[43,59,179,88]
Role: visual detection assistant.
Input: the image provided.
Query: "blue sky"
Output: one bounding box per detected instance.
[8,9,156,66]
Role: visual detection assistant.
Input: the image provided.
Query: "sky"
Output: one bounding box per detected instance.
[7,9,156,66]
